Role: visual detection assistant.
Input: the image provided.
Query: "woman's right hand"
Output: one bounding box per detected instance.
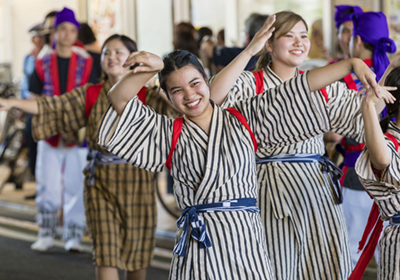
[244,14,276,57]
[122,51,164,74]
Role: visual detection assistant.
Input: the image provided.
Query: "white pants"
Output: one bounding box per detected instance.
[35,140,87,240]
[342,187,380,268]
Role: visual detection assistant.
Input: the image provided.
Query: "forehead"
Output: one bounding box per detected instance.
[102,39,128,51]
[339,20,354,31]
[165,65,203,89]
[56,22,78,31]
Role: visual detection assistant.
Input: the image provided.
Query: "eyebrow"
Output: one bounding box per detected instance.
[287,31,308,34]
[169,77,200,91]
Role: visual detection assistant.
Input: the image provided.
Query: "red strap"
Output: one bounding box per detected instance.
[253,70,264,95]
[345,143,365,152]
[299,70,329,103]
[339,166,349,186]
[166,117,184,171]
[165,108,258,170]
[343,73,358,91]
[66,52,78,92]
[35,59,44,82]
[225,107,257,153]
[85,84,103,118]
[385,133,399,152]
[348,202,383,280]
[137,87,147,105]
[50,52,61,96]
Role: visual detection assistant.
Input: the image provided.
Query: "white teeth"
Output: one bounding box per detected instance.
[291,51,302,54]
[186,99,200,107]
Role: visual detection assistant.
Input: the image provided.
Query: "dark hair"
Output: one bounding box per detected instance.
[197,27,213,49]
[173,22,198,56]
[381,66,400,132]
[217,29,225,46]
[44,11,58,20]
[245,13,269,41]
[256,11,308,71]
[78,23,96,45]
[99,34,137,82]
[158,50,208,99]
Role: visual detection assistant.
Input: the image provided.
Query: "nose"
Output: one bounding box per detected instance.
[183,88,196,100]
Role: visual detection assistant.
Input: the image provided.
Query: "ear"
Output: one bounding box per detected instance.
[265,40,273,52]
[355,35,362,47]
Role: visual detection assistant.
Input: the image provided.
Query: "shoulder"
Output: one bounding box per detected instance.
[72,46,92,60]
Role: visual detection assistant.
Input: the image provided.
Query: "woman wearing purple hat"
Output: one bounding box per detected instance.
[339,10,397,266]
[329,5,363,64]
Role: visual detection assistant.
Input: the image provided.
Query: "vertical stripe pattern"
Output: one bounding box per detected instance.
[98,73,331,280]
[216,66,364,279]
[356,122,400,280]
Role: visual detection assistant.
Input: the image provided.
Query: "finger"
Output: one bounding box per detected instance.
[132,65,152,73]
[357,87,366,97]
[381,86,397,91]
[379,89,396,103]
[122,51,143,67]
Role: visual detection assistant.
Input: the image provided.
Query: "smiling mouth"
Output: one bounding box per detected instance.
[185,99,200,108]
[290,50,304,54]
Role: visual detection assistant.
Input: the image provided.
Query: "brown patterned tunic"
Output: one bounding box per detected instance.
[32,80,178,271]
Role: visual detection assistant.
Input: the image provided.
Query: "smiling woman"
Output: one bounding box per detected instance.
[97,14,394,280]
[210,9,393,280]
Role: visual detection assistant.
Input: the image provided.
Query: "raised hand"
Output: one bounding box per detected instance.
[244,14,276,57]
[362,85,396,105]
[122,51,164,74]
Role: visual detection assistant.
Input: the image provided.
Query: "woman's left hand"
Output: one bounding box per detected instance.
[361,85,396,105]
[244,14,276,57]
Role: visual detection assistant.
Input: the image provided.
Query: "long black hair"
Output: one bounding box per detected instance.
[381,66,400,132]
[158,50,208,98]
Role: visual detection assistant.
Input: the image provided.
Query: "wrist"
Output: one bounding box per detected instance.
[241,49,255,60]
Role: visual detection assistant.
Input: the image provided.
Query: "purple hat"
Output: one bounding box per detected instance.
[54,7,79,30]
[334,5,363,29]
[352,11,396,81]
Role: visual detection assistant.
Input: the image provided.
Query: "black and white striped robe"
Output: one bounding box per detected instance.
[218,66,364,280]
[98,74,330,280]
[355,122,400,280]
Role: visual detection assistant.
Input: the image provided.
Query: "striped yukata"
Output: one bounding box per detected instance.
[355,122,400,280]
[218,66,364,280]
[32,81,178,271]
[98,73,331,280]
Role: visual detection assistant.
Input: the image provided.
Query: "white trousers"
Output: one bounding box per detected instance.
[342,187,380,268]
[35,140,87,240]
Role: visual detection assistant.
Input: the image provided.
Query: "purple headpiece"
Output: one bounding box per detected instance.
[352,12,396,81]
[334,5,363,29]
[54,7,80,30]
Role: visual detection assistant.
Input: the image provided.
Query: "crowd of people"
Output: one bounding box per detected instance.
[2,4,400,280]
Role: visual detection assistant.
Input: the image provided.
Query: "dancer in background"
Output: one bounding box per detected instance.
[338,11,396,268]
[28,7,92,252]
[0,34,177,280]
[349,66,399,280]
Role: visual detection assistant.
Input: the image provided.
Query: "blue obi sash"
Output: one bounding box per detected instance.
[174,198,259,257]
[256,154,343,204]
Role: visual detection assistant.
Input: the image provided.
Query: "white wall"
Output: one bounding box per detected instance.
[136,0,173,57]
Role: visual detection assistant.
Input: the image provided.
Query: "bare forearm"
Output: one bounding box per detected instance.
[308,58,357,92]
[375,63,395,114]
[362,101,391,170]
[210,50,253,105]
[108,71,156,115]
[10,99,39,114]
